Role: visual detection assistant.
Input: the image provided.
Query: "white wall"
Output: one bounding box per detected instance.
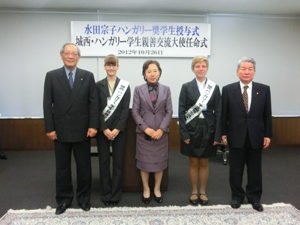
[0,11,299,117]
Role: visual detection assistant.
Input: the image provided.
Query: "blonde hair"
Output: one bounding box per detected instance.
[191,56,209,71]
[104,54,119,66]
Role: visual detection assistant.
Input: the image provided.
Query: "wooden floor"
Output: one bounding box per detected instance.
[0,147,299,217]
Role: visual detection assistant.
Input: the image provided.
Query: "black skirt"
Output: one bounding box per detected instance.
[180,119,217,158]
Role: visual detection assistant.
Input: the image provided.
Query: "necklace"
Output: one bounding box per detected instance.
[107,78,116,96]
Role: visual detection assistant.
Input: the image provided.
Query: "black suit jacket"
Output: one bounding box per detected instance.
[43,67,99,142]
[222,81,272,149]
[179,79,222,142]
[96,77,130,132]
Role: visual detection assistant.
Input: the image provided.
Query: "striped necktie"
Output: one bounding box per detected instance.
[68,71,73,89]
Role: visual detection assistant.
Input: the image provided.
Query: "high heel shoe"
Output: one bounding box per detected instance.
[154,194,163,203]
[199,193,209,205]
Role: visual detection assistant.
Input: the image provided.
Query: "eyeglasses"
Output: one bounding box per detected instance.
[240,68,254,72]
[105,64,117,68]
[63,51,78,57]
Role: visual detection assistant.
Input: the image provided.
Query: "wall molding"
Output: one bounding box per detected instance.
[0,116,299,151]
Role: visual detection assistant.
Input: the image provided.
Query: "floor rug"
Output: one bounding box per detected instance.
[0,203,299,224]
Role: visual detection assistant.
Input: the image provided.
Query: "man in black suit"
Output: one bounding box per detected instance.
[43,43,99,215]
[222,57,272,212]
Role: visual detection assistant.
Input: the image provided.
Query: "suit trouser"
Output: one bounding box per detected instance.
[54,139,91,206]
[96,131,126,202]
[0,142,4,154]
[229,134,263,203]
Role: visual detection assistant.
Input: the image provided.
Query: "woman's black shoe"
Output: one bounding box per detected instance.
[142,196,151,204]
[154,194,163,203]
[189,193,199,206]
[199,193,209,205]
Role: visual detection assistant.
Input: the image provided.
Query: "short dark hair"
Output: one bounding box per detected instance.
[142,60,162,81]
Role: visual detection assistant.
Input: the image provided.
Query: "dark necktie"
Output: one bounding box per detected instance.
[68,71,73,89]
[243,86,249,113]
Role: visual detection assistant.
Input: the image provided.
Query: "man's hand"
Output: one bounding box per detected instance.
[46,131,57,140]
[263,137,271,149]
[221,135,228,146]
[87,128,97,138]
[184,139,190,145]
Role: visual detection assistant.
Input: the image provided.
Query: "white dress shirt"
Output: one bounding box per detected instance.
[196,79,206,118]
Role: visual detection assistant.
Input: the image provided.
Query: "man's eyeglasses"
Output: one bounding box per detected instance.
[63,52,78,57]
[240,68,254,72]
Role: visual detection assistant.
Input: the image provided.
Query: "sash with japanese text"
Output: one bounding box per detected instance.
[102,80,129,122]
[185,79,216,124]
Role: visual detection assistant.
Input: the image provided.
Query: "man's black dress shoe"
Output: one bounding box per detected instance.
[102,201,111,206]
[154,194,163,203]
[189,193,199,206]
[0,152,7,160]
[111,201,119,206]
[251,203,263,212]
[55,203,69,215]
[79,203,91,211]
[231,200,241,209]
[142,196,151,204]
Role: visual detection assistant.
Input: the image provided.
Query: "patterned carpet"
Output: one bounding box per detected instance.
[0,203,299,224]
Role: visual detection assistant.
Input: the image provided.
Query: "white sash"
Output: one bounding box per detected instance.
[185,79,216,124]
[102,79,129,122]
